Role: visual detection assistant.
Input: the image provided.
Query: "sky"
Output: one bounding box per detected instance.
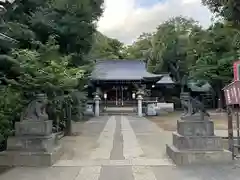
[97,0,213,44]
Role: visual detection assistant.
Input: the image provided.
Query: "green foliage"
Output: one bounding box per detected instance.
[90,32,127,59]
[190,23,240,84]
[70,91,88,121]
[0,0,104,149]
[2,0,104,65]
[126,33,153,59]
[11,38,83,94]
[146,17,200,82]
[29,0,103,65]
[202,0,240,27]
[0,86,23,144]
[125,16,240,108]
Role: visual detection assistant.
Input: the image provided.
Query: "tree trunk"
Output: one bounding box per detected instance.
[64,102,72,136]
[216,83,224,110]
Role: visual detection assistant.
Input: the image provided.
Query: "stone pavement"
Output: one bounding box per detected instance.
[1,115,240,180]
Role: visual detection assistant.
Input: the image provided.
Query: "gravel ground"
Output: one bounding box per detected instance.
[148,111,230,131]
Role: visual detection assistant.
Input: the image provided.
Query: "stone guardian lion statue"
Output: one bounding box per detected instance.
[20,93,49,121]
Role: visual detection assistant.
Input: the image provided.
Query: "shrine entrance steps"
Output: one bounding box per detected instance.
[101,107,137,116]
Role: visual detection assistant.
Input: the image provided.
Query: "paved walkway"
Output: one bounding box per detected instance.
[1,116,240,180]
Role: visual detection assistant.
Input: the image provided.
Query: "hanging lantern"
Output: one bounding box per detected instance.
[104,93,107,99]
[132,93,136,99]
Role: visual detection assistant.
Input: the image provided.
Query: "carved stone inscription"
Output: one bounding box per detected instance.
[15,120,52,136]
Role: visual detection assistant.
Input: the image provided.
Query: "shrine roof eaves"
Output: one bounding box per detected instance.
[90,59,173,83]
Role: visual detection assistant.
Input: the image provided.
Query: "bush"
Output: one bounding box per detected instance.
[0,85,23,150]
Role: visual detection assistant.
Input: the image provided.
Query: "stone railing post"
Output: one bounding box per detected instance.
[137,94,143,117]
[94,94,101,117]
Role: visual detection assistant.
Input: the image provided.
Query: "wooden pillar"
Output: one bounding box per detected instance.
[65,101,72,136]
[236,108,240,152]
[121,86,124,106]
[227,105,233,155]
[115,87,117,106]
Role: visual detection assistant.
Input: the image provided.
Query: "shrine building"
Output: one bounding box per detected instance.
[87,59,175,108]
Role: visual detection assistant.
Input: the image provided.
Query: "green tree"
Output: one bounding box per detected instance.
[0,0,104,149]
[202,0,240,27]
[146,17,200,83]
[141,16,240,108]
[90,32,126,59]
[190,22,240,108]
[126,33,153,59]
[2,0,104,65]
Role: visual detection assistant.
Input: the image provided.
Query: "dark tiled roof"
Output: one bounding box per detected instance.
[91,59,174,84]
[157,75,174,84]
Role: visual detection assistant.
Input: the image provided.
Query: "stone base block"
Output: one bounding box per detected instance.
[7,134,59,152]
[166,144,232,165]
[15,120,52,136]
[0,145,63,167]
[177,120,214,136]
[173,132,223,151]
[181,114,209,121]
[84,111,94,116]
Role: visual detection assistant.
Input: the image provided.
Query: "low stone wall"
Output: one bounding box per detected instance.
[156,103,174,113]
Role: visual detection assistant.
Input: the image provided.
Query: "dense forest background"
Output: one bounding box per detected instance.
[0,0,104,150]
[0,0,240,150]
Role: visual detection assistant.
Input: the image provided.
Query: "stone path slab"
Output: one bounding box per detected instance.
[99,166,133,180]
[0,167,81,180]
[1,115,240,180]
[54,159,172,167]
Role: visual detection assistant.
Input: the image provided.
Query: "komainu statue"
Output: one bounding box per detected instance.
[180,93,210,119]
[191,96,210,117]
[180,92,192,116]
[21,93,49,121]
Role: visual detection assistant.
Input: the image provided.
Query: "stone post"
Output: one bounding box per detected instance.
[94,94,101,117]
[137,94,143,117]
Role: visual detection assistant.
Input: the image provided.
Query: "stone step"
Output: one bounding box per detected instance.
[104,107,135,111]
[101,107,137,115]
[172,132,223,151]
[7,134,59,152]
[0,145,63,166]
[100,112,137,116]
[166,144,232,165]
[102,111,135,113]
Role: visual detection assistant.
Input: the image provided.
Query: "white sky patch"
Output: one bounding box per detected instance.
[97,0,213,44]
[182,0,199,4]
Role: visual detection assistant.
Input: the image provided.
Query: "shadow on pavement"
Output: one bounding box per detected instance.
[0,166,12,175]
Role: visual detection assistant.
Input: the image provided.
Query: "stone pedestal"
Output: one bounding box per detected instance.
[0,120,63,166]
[166,115,231,165]
[15,120,52,136]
